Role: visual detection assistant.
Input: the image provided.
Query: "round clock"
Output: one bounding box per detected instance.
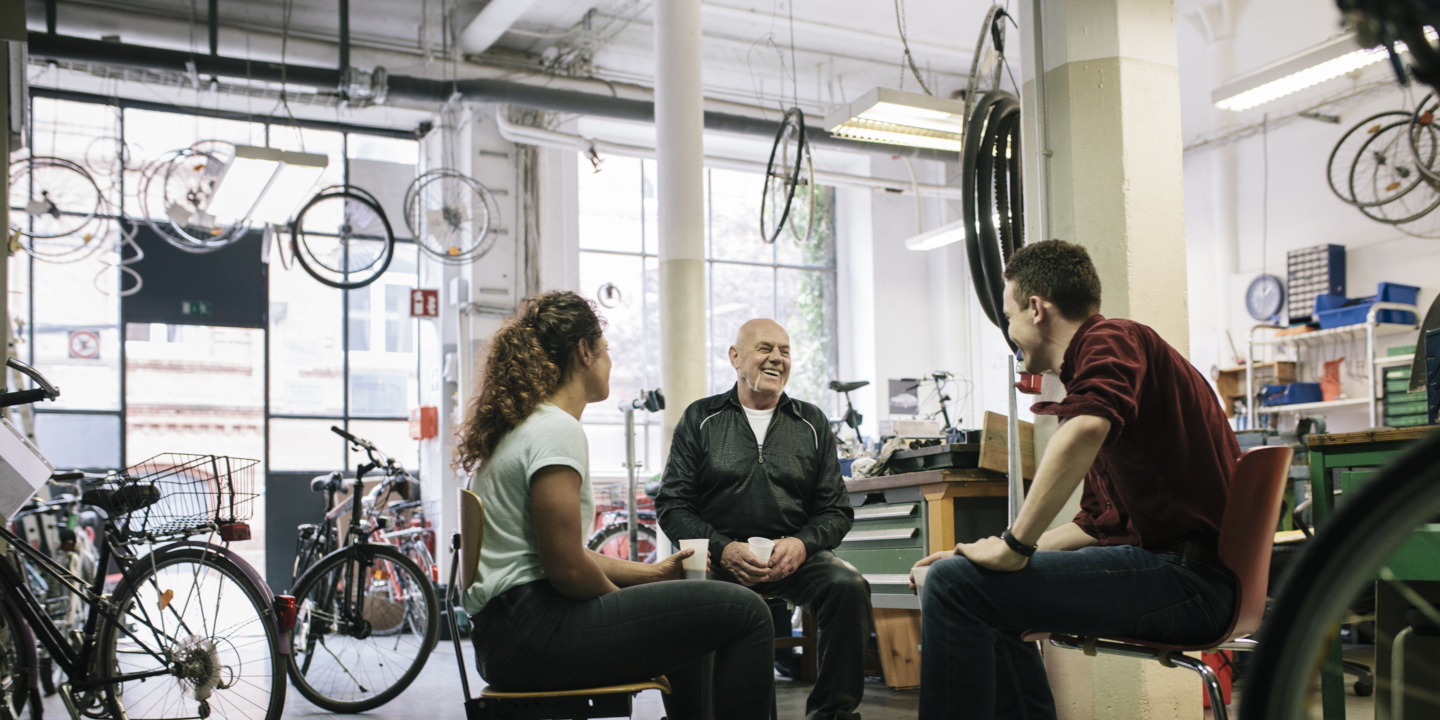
[1246,274,1285,322]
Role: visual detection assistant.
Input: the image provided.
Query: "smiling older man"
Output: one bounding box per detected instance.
[657,318,869,720]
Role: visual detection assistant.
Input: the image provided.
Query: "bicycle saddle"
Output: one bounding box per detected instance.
[81,484,161,516]
[829,380,870,393]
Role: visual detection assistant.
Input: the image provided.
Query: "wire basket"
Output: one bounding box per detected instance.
[103,453,259,540]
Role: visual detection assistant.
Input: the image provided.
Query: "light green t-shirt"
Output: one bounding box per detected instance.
[463,403,594,614]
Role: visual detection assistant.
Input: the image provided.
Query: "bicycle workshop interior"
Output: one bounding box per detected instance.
[2,1,1440,720]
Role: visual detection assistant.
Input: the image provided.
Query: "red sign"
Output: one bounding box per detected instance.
[410,289,439,318]
[68,330,100,359]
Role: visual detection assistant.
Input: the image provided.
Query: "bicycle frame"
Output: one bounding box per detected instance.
[0,524,175,693]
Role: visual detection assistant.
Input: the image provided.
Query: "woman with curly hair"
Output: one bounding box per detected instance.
[456,290,773,720]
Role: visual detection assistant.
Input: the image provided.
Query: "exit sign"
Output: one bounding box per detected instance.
[181,300,212,317]
[410,289,439,318]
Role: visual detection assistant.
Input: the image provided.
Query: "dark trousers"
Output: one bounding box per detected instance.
[919,545,1237,720]
[733,550,872,720]
[471,578,773,720]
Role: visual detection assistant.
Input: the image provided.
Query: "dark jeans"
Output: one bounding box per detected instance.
[721,550,871,720]
[471,578,773,720]
[919,545,1237,720]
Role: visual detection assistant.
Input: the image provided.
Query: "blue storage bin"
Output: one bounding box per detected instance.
[1376,282,1420,306]
[839,457,854,478]
[1316,304,1417,329]
[1312,283,1420,328]
[1313,293,1350,313]
[1259,382,1323,406]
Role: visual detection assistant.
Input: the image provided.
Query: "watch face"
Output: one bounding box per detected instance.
[1246,274,1285,321]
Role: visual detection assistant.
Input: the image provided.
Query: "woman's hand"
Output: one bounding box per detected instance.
[655,547,696,581]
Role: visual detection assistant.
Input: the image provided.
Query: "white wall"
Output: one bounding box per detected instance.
[1179,0,1436,432]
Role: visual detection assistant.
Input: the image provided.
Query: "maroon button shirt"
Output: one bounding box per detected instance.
[1031,315,1239,550]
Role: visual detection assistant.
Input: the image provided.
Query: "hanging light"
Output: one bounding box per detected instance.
[206,145,329,225]
[826,88,966,153]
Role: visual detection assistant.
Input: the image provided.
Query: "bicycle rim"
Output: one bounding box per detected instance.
[287,545,438,713]
[99,547,284,720]
[1240,432,1440,720]
[0,599,34,720]
[587,525,658,563]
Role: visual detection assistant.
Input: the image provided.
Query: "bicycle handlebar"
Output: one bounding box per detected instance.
[1,357,60,407]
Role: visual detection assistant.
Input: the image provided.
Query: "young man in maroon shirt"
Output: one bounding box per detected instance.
[915,240,1240,719]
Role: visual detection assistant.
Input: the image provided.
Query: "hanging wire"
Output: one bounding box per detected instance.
[894,0,933,96]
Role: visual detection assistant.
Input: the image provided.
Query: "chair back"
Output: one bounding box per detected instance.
[458,488,485,590]
[1216,444,1293,641]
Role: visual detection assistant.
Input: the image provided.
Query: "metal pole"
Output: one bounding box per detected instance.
[624,406,639,560]
[1007,355,1024,523]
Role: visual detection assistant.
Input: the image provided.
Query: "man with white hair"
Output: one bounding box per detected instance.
[657,318,869,720]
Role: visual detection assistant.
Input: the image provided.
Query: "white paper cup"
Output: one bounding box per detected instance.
[748,536,775,564]
[912,566,930,601]
[679,539,708,579]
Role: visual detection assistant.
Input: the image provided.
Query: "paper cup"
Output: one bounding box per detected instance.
[912,566,930,601]
[679,539,708,579]
[748,536,774,564]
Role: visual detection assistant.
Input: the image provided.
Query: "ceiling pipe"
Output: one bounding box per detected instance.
[27,32,953,161]
[457,0,540,55]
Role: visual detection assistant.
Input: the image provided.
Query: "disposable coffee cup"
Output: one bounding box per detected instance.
[679,539,708,580]
[749,536,775,564]
[912,566,930,602]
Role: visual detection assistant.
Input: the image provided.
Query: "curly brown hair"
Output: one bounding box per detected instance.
[1003,239,1103,321]
[454,291,605,472]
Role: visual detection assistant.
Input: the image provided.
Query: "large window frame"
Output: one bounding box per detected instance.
[9,91,424,476]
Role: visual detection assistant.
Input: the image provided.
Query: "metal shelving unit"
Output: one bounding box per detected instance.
[1246,302,1420,427]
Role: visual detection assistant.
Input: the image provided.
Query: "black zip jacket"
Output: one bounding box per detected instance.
[656,385,853,563]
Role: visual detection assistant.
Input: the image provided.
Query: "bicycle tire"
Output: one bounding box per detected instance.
[586,523,659,563]
[1239,431,1440,720]
[0,598,36,720]
[286,544,438,713]
[760,108,806,245]
[291,186,396,290]
[1328,110,1411,204]
[402,169,500,264]
[1347,120,1430,211]
[98,543,285,720]
[1409,94,1440,183]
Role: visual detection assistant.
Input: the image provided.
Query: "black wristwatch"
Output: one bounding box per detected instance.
[1001,527,1037,558]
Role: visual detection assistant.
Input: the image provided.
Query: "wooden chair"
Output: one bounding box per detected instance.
[447,488,671,720]
[765,596,818,683]
[1023,445,1293,720]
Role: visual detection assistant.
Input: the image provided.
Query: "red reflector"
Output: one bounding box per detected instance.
[430,563,439,582]
[274,595,297,632]
[219,523,252,542]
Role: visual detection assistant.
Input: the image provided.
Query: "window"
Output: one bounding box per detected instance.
[576,155,839,482]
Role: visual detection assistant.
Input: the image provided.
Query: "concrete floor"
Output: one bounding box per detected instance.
[29,643,1385,720]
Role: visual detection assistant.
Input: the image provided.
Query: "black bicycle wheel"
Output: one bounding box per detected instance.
[1239,431,1440,720]
[291,186,396,290]
[287,544,438,713]
[760,108,807,245]
[586,524,659,564]
[0,599,35,720]
[964,89,1023,351]
[290,524,329,590]
[98,544,285,720]
[1328,111,1411,204]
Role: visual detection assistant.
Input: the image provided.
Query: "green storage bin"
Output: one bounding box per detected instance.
[1386,367,1413,381]
[1386,378,1414,394]
[1386,395,1429,416]
[1388,344,1417,357]
[1385,413,1433,428]
[1341,471,1440,579]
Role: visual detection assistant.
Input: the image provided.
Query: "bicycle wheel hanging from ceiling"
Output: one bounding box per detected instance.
[136,140,248,254]
[290,185,396,290]
[8,156,109,263]
[1326,110,1411,204]
[402,169,500,265]
[963,5,1013,130]
[759,107,817,245]
[964,89,1025,353]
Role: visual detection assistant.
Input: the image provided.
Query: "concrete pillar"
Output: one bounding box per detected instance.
[654,0,707,443]
[1017,1,1200,718]
[1020,0,1191,355]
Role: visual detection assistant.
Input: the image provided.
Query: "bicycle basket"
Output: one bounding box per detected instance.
[102,453,259,540]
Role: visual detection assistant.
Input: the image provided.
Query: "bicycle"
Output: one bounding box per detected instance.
[585,487,658,563]
[285,426,439,713]
[374,499,438,586]
[0,357,291,720]
[1239,429,1440,719]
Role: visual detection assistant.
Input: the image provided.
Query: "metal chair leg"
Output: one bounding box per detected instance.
[1166,653,1229,720]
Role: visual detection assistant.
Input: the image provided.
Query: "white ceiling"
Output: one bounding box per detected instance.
[26,0,993,128]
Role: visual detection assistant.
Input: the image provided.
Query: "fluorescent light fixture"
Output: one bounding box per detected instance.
[1213,29,1438,112]
[905,219,965,251]
[205,145,329,225]
[827,88,966,153]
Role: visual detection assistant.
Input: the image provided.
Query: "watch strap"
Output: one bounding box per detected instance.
[1002,527,1037,557]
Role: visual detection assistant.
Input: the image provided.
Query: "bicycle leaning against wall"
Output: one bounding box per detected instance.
[0,357,291,720]
[285,426,439,713]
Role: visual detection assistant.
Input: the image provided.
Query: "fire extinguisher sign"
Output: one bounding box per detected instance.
[410,289,439,318]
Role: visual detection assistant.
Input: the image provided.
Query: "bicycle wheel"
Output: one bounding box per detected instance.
[1328,110,1411,204]
[586,523,659,564]
[0,599,36,720]
[1239,431,1440,720]
[287,544,438,713]
[760,108,806,245]
[98,544,285,720]
[290,524,328,590]
[291,186,395,290]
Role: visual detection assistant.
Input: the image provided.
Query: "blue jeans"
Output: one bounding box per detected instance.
[919,545,1237,720]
